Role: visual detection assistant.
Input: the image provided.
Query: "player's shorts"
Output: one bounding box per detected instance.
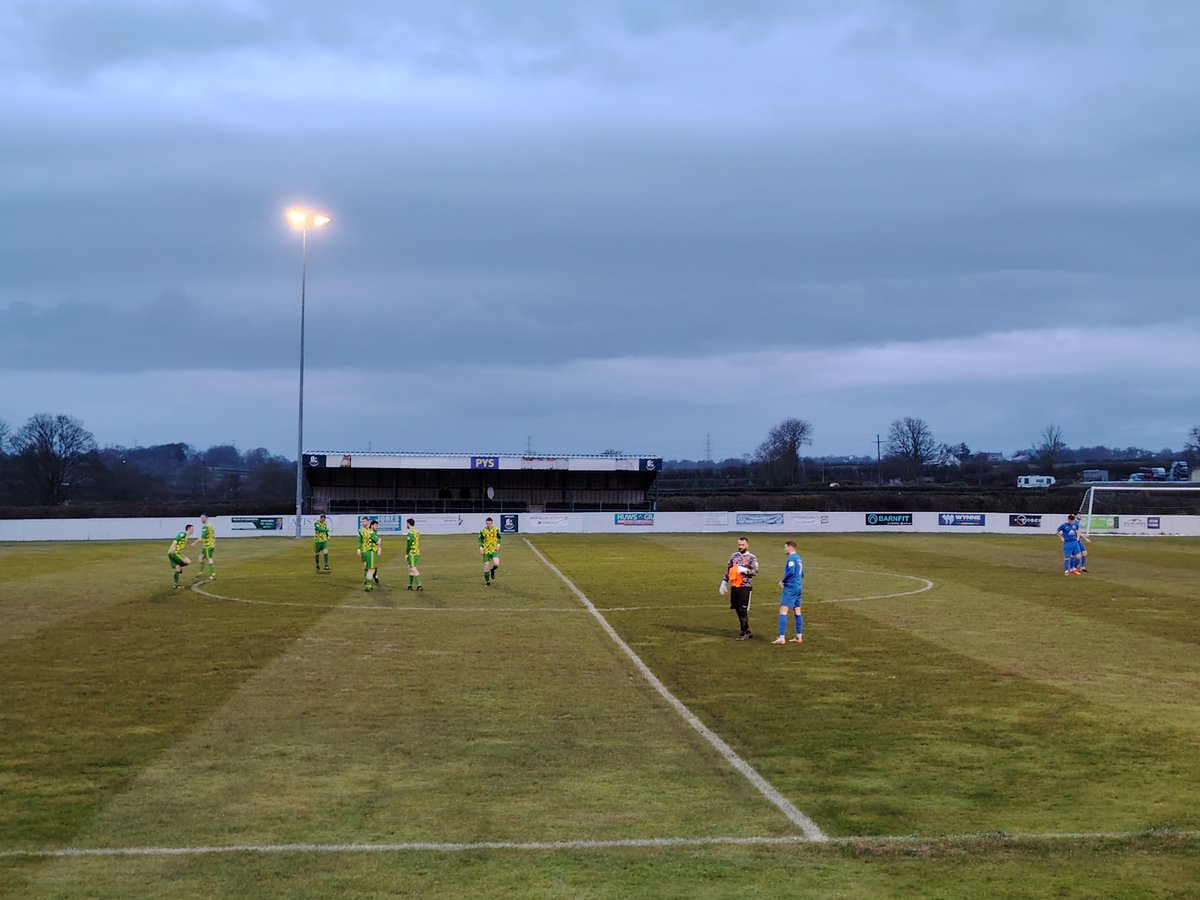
[407,553,420,568]
[201,546,215,559]
[482,552,499,563]
[1063,540,1081,557]
[362,551,377,568]
[314,540,329,552]
[779,590,803,609]
[168,552,187,567]
[729,585,752,611]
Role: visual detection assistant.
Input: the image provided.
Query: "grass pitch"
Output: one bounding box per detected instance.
[1,532,1198,898]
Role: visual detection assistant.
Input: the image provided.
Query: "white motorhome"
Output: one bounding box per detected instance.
[1017,475,1056,488]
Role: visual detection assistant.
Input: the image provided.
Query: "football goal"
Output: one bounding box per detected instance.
[1077,484,1200,535]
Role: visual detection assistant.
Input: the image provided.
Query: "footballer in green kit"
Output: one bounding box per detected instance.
[479,517,501,586]
[191,514,216,578]
[313,513,331,572]
[168,524,194,588]
[362,519,381,591]
[405,517,422,590]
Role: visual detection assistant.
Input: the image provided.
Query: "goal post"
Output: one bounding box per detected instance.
[1077,484,1200,536]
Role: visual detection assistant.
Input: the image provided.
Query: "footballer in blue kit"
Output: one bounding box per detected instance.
[772,540,804,645]
[1056,513,1089,575]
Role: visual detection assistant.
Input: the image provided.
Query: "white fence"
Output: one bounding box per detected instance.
[2,510,1198,542]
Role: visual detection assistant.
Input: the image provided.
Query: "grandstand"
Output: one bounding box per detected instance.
[301,451,663,515]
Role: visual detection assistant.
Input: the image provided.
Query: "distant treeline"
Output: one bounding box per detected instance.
[0,414,293,513]
[0,413,1196,519]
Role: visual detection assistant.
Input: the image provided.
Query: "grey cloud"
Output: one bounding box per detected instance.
[3,0,1200,456]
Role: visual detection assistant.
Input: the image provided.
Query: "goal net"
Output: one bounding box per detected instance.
[1077,484,1200,536]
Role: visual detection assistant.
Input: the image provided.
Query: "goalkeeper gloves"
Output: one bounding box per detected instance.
[719,581,727,595]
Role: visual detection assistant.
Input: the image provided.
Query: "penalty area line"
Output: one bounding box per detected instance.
[524,538,828,843]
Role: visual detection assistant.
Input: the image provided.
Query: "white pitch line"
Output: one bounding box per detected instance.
[4,828,1195,860]
[191,566,932,612]
[598,573,932,612]
[818,570,934,604]
[190,582,586,614]
[523,538,828,843]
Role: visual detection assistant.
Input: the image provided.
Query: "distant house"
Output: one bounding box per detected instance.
[933,449,963,467]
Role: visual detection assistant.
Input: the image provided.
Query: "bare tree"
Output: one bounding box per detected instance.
[1035,424,1068,472]
[754,418,813,486]
[9,414,97,505]
[0,417,10,452]
[1185,426,1200,463]
[884,417,938,478]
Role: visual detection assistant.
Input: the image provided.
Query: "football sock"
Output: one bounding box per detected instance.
[173,571,180,586]
[795,612,803,635]
[778,614,788,636]
[1064,558,1071,573]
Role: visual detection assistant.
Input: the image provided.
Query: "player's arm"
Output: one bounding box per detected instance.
[779,562,792,589]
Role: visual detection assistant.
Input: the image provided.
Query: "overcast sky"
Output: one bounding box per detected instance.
[3,0,1198,461]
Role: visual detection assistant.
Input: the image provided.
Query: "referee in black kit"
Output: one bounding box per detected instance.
[720,536,759,640]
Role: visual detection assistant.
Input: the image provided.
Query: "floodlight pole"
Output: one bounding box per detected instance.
[288,207,330,538]
[295,224,309,538]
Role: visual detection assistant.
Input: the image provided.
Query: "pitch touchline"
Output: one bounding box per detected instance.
[523,538,828,843]
[4,829,1195,859]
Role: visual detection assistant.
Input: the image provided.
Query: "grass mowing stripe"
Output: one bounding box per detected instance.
[524,537,828,843]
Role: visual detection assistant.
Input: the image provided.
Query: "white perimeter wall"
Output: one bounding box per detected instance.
[2,510,1198,541]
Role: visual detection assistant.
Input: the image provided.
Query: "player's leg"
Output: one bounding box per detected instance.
[483,553,492,585]
[207,547,216,578]
[773,602,789,644]
[733,587,752,639]
[315,542,322,572]
[792,598,804,643]
[491,555,499,579]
